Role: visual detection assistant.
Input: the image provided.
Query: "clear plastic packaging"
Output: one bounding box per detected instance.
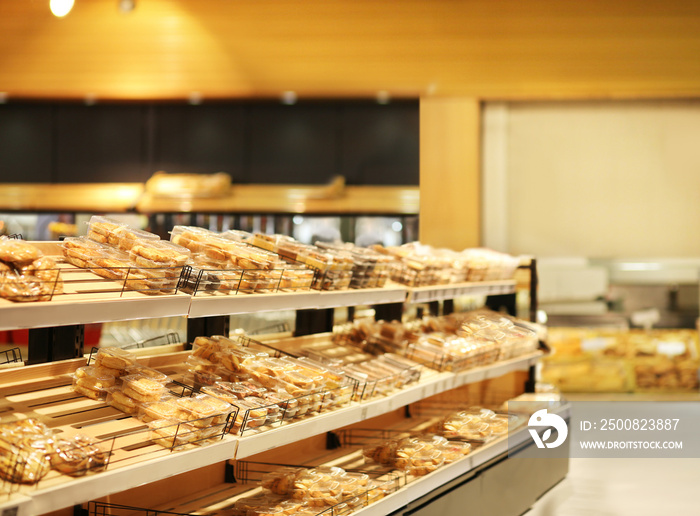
[94,346,137,371]
[117,227,160,251]
[124,364,170,384]
[86,215,128,245]
[120,374,169,403]
[139,396,180,422]
[105,388,141,414]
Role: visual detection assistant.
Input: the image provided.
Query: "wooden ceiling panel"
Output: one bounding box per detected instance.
[1,0,700,100]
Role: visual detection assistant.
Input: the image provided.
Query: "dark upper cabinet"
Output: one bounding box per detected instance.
[153,104,246,179]
[1,100,419,186]
[0,104,53,183]
[340,101,419,185]
[246,103,339,184]
[55,105,147,183]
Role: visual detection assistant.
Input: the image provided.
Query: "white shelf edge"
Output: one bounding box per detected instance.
[187,291,322,318]
[315,287,407,308]
[0,294,192,331]
[0,280,519,329]
[28,436,239,515]
[406,280,516,304]
[0,493,32,516]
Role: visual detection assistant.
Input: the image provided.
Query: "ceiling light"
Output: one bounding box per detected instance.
[376,91,390,105]
[50,0,74,18]
[281,91,297,105]
[0,93,7,104]
[118,0,135,13]
[188,92,202,105]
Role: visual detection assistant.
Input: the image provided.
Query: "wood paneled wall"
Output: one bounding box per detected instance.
[1,0,700,100]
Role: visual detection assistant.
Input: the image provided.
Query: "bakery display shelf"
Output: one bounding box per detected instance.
[346,404,571,516]
[234,351,541,459]
[0,287,191,331]
[405,279,516,304]
[0,357,239,515]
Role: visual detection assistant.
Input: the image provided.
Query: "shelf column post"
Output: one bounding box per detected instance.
[419,97,481,249]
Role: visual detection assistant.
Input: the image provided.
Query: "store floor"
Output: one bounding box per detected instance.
[527,393,700,516]
[527,456,700,515]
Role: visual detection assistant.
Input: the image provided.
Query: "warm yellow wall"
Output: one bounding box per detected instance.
[1,0,700,100]
[419,98,481,249]
[498,100,700,258]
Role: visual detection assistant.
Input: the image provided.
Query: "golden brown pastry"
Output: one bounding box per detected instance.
[0,239,42,265]
[51,434,109,476]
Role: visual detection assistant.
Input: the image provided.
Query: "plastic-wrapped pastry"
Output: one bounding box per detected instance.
[117,227,160,251]
[73,366,116,390]
[148,419,197,449]
[20,256,63,295]
[50,434,109,476]
[0,238,42,265]
[0,270,46,302]
[139,397,180,422]
[0,418,54,484]
[121,374,168,402]
[106,388,142,414]
[86,215,127,245]
[94,346,137,371]
[124,364,170,384]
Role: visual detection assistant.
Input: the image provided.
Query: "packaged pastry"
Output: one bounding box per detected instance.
[73,366,116,390]
[19,256,63,295]
[89,248,134,280]
[106,388,142,414]
[0,238,42,265]
[124,364,170,384]
[117,227,160,251]
[148,419,198,449]
[50,434,109,476]
[86,215,128,245]
[61,236,107,268]
[261,467,303,496]
[169,226,215,253]
[121,374,168,402]
[220,229,253,243]
[0,418,54,484]
[130,240,191,268]
[0,270,48,302]
[173,394,223,427]
[72,375,110,400]
[94,346,137,371]
[139,396,180,422]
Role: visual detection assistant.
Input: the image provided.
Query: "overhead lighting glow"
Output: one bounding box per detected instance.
[0,92,7,104]
[118,0,135,13]
[281,91,297,105]
[50,0,74,17]
[392,221,403,232]
[188,92,203,105]
[618,263,662,271]
[293,215,304,225]
[377,91,390,105]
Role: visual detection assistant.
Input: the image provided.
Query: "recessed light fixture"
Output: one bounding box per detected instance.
[376,91,390,105]
[118,0,135,13]
[50,0,74,18]
[188,92,203,105]
[281,91,297,105]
